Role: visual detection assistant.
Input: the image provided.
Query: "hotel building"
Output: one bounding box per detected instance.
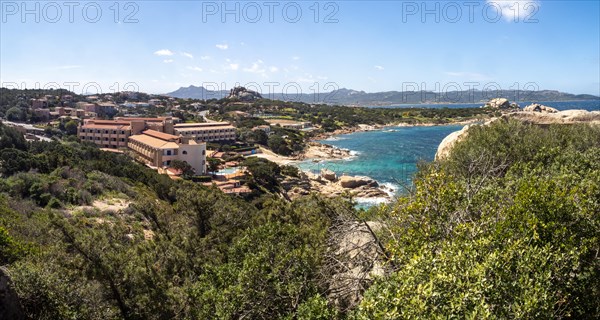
[128,130,206,175]
[78,117,177,149]
[78,119,133,149]
[173,122,237,142]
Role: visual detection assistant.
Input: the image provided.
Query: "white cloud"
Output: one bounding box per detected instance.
[154,49,174,56]
[374,65,384,70]
[163,59,174,63]
[243,63,265,74]
[228,63,239,71]
[269,66,279,73]
[200,56,211,60]
[182,52,193,59]
[187,66,203,72]
[292,56,300,60]
[216,44,228,50]
[486,0,540,22]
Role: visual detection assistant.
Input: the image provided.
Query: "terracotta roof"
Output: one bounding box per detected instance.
[129,133,180,149]
[174,125,235,132]
[115,117,170,122]
[85,120,131,125]
[82,124,131,130]
[143,129,179,141]
[174,122,231,128]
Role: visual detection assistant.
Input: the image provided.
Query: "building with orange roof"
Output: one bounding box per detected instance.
[77,117,179,149]
[78,119,133,148]
[128,130,206,175]
[173,122,236,142]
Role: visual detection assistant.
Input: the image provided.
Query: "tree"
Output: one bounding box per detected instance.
[6,107,26,122]
[170,159,194,178]
[0,149,33,176]
[0,123,28,150]
[207,157,223,174]
[64,120,79,136]
[268,135,292,156]
[242,157,281,191]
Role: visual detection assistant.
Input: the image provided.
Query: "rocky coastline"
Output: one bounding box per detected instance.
[282,169,393,202]
[292,119,480,202]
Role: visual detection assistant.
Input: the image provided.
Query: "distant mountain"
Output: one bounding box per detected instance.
[166,85,228,100]
[167,86,598,106]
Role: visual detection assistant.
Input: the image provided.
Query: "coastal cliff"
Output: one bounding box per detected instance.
[435,109,600,160]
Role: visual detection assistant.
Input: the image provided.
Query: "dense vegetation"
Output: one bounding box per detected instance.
[1,117,599,319]
[354,119,600,318]
[0,123,347,319]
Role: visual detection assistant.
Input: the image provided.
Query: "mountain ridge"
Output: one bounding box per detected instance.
[166,85,599,106]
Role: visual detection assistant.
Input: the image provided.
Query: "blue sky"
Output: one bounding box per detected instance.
[1,0,599,95]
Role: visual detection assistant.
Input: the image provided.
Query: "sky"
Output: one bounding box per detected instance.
[1,0,599,96]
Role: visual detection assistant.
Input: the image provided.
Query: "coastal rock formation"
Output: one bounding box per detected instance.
[484,98,519,109]
[284,171,390,201]
[321,169,337,182]
[523,103,559,113]
[302,142,352,160]
[507,109,600,124]
[435,109,600,160]
[435,124,473,160]
[339,176,378,189]
[227,86,262,101]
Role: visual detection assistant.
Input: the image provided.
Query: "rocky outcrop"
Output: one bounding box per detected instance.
[302,142,352,160]
[435,109,600,160]
[523,103,559,113]
[339,176,378,189]
[321,169,337,182]
[507,109,600,124]
[283,171,390,201]
[324,221,387,310]
[435,124,473,160]
[227,86,262,101]
[483,98,519,109]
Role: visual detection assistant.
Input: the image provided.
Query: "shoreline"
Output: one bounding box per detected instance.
[310,119,479,142]
[252,120,479,204]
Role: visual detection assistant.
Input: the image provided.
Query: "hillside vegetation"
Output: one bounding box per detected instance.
[1,119,599,319]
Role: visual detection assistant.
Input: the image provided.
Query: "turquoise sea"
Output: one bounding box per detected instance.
[297,125,462,207]
[298,100,599,207]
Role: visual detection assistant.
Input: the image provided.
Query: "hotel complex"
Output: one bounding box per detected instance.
[128,130,206,175]
[77,119,133,149]
[173,122,237,142]
[76,117,228,175]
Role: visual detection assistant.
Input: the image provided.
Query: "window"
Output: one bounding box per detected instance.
[182,150,187,155]
[202,150,205,155]
[121,130,125,134]
[166,150,172,156]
